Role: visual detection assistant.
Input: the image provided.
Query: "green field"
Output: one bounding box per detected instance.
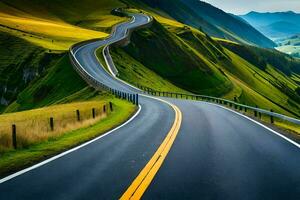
[276,35,300,58]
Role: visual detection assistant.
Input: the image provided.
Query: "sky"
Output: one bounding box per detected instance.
[202,0,300,15]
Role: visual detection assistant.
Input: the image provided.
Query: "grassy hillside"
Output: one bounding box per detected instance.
[0,32,57,112]
[109,13,300,117]
[0,0,127,50]
[0,0,128,112]
[120,21,232,96]
[132,0,275,48]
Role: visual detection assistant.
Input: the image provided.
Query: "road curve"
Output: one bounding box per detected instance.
[0,11,300,200]
[0,12,179,199]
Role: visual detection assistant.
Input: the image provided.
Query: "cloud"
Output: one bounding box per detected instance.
[202,0,300,14]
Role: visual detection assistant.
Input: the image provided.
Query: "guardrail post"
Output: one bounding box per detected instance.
[50,117,54,131]
[270,109,274,124]
[234,104,238,109]
[92,108,96,119]
[244,107,247,113]
[12,124,17,149]
[109,102,113,111]
[136,94,139,105]
[259,112,262,119]
[239,105,243,111]
[76,110,80,121]
[132,94,136,105]
[254,106,258,117]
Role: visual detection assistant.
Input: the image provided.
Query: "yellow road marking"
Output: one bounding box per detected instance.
[120,103,182,200]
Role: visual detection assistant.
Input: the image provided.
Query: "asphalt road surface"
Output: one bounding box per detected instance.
[0,12,299,200]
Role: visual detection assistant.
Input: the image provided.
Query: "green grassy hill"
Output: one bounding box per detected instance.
[109,14,300,117]
[118,20,232,96]
[0,0,126,112]
[0,32,51,112]
[276,35,300,58]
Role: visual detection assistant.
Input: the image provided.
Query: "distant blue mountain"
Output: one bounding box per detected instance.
[240,11,300,39]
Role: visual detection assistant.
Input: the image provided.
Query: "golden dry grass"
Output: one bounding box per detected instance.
[0,101,112,151]
[0,13,108,50]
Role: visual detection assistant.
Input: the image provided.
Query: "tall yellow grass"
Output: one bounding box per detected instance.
[0,101,111,152]
[0,13,108,50]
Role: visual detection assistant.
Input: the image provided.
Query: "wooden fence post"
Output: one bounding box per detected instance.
[50,117,54,131]
[76,110,80,121]
[109,102,113,111]
[12,124,17,149]
[92,108,96,119]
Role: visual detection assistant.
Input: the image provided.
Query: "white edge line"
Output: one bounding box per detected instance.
[102,45,117,77]
[0,105,142,184]
[204,102,300,149]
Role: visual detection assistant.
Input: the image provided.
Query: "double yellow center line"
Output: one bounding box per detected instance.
[120,103,182,200]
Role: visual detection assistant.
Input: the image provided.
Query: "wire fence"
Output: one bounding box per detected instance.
[0,102,114,152]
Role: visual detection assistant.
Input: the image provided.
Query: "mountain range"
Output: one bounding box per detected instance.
[240,11,300,39]
[137,0,276,48]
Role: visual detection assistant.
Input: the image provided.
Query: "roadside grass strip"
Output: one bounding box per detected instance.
[0,98,136,177]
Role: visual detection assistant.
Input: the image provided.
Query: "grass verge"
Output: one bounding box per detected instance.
[0,97,137,177]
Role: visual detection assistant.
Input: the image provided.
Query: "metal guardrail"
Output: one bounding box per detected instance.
[136,84,300,126]
[69,50,139,106]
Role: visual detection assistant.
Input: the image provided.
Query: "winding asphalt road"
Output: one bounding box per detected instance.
[0,12,300,200]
